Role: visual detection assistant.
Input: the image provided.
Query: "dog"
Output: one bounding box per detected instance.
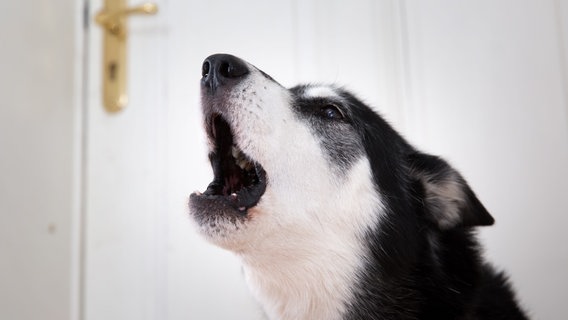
[189,54,528,320]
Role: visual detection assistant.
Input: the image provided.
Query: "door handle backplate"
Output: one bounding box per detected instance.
[95,0,157,113]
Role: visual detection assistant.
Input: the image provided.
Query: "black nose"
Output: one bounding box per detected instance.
[202,54,249,91]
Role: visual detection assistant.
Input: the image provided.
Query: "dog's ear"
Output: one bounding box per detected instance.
[408,153,494,229]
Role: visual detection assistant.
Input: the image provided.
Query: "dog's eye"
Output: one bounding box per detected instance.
[320,105,343,120]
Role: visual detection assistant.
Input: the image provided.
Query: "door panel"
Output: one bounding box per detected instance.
[85,1,168,319]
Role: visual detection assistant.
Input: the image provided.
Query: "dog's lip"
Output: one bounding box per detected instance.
[190,164,267,213]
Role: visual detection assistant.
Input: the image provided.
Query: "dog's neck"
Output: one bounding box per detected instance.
[239,231,366,320]
[236,159,384,320]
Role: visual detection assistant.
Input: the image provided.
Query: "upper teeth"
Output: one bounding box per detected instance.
[232,145,253,170]
[231,146,239,158]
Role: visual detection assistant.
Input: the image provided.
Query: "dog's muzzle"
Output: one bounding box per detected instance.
[190,54,268,219]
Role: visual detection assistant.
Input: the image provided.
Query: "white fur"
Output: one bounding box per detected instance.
[200,68,385,319]
[303,84,341,99]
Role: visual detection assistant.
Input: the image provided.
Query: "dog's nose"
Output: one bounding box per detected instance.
[202,54,249,91]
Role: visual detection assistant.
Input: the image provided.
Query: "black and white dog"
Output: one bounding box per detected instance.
[189,54,528,320]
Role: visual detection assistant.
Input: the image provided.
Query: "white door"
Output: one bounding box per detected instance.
[85,1,568,319]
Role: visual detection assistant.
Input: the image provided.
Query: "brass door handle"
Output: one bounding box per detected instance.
[95,1,158,113]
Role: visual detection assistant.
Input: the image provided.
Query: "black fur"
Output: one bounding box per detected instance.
[326,89,529,319]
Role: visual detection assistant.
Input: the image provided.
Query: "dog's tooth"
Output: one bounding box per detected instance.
[237,159,250,170]
[239,207,246,211]
[230,145,254,171]
[230,193,238,200]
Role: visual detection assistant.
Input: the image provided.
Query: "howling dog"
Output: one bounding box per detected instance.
[189,54,527,320]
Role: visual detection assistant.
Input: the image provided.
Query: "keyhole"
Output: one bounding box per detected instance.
[109,61,117,80]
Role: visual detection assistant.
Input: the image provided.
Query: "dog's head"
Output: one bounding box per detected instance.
[189,54,494,253]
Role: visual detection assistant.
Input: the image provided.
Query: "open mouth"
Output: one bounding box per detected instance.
[195,114,267,213]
